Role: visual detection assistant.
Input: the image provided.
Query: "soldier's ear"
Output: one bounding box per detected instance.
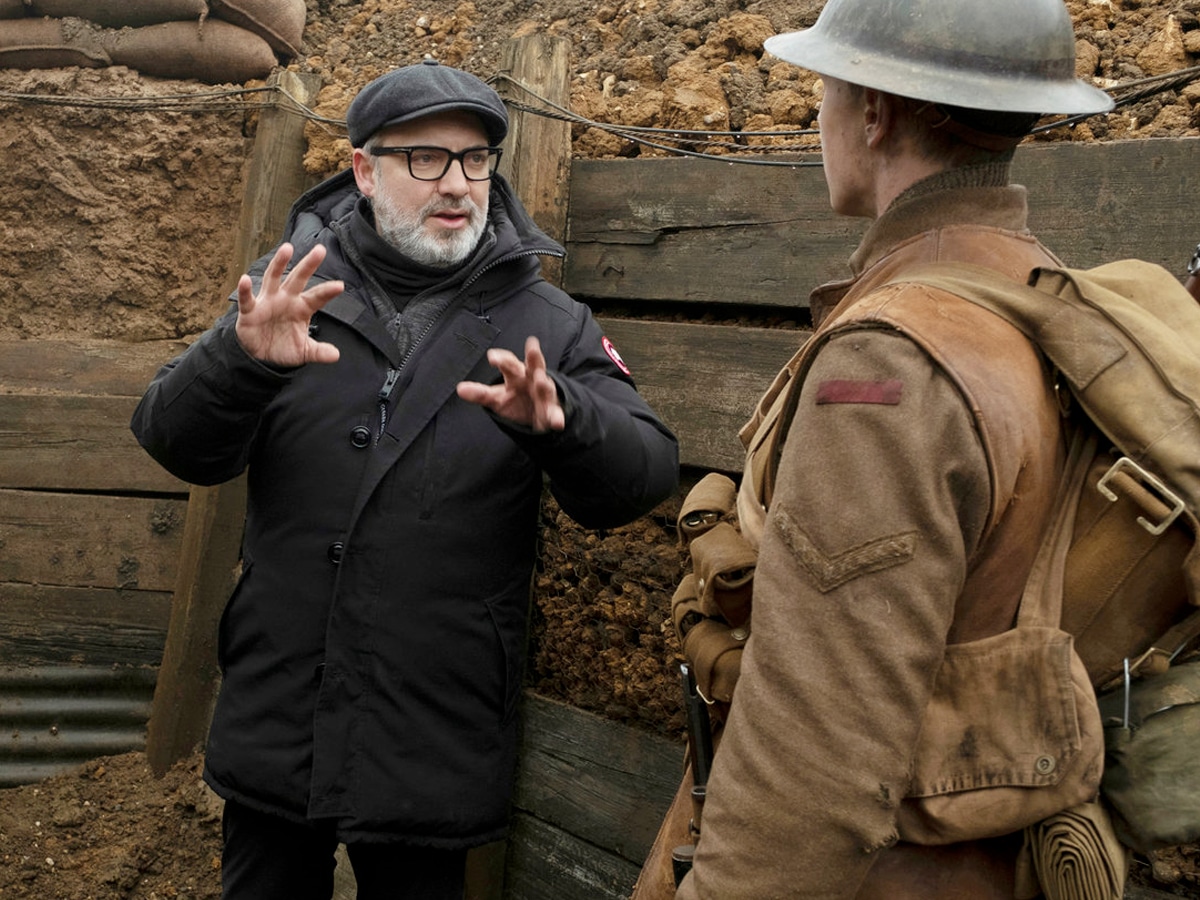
[862,88,899,150]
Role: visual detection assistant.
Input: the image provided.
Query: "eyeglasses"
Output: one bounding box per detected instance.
[368,145,503,181]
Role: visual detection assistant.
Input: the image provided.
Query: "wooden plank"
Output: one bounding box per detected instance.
[0,489,186,592]
[565,154,855,307]
[0,393,185,494]
[0,583,171,667]
[498,34,572,288]
[0,338,186,396]
[513,693,682,865]
[1013,138,1200,271]
[503,812,642,900]
[598,318,807,472]
[564,138,1200,307]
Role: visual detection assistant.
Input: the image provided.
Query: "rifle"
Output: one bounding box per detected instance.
[672,662,715,886]
[1187,242,1200,304]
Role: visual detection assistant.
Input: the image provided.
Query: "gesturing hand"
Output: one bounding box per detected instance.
[234,242,344,366]
[456,336,565,432]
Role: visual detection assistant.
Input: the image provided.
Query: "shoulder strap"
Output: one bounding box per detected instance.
[890,260,1200,520]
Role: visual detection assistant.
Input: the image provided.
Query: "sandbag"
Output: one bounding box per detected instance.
[100,19,276,84]
[208,0,305,58]
[0,17,110,68]
[27,0,207,28]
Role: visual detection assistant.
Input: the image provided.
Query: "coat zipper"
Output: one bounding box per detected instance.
[374,247,564,443]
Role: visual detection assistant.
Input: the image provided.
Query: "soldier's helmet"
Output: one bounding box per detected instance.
[764,0,1113,117]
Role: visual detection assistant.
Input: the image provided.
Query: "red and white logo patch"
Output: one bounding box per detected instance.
[602,336,631,376]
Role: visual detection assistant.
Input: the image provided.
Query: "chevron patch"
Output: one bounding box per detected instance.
[772,507,917,593]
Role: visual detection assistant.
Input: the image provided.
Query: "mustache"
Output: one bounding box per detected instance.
[424,198,479,216]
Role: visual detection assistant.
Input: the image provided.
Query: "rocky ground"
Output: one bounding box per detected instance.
[0,0,1198,896]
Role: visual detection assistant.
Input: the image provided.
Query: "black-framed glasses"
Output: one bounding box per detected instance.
[368,145,503,181]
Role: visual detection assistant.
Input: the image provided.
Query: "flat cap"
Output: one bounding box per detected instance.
[347,60,509,147]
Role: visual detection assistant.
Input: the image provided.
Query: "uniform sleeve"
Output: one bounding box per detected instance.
[129,307,294,486]
[679,327,991,899]
[499,311,680,529]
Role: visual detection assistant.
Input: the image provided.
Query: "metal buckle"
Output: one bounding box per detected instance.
[1096,456,1185,536]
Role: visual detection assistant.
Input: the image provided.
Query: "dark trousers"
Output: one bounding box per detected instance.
[221,798,468,900]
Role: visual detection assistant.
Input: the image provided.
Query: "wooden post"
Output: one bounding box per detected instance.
[146,70,324,776]
[496,34,572,287]
[463,36,573,900]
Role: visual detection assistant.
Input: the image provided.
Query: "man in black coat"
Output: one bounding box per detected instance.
[132,61,679,900]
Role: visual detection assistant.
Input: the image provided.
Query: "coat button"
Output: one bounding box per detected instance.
[350,426,371,448]
[327,542,344,564]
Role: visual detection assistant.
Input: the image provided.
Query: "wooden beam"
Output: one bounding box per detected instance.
[0,583,172,668]
[511,693,681,864]
[504,812,642,900]
[0,393,186,494]
[496,34,572,287]
[146,70,324,776]
[1012,138,1200,271]
[0,489,186,592]
[598,318,807,472]
[0,338,187,494]
[563,138,1200,308]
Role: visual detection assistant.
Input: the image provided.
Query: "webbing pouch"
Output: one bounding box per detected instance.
[690,522,756,627]
[678,472,738,546]
[671,573,746,707]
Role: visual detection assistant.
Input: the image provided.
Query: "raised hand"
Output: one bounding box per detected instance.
[234,242,344,366]
[456,335,565,432]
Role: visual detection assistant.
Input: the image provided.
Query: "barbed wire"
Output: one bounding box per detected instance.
[1,61,1197,167]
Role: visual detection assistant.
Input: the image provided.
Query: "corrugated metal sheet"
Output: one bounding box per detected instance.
[0,665,156,788]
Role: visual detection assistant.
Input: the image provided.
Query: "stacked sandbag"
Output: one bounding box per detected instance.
[208,0,305,59]
[0,0,305,83]
[27,0,209,28]
[0,17,109,69]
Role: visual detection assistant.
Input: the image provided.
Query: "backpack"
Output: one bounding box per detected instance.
[896,259,1200,851]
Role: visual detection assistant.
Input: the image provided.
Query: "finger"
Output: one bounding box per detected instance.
[456,380,506,409]
[235,273,256,315]
[262,243,295,294]
[486,348,526,384]
[307,338,341,365]
[285,244,328,292]
[302,279,345,314]
[523,336,547,374]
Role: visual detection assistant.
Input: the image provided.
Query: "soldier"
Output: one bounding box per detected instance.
[676,0,1116,897]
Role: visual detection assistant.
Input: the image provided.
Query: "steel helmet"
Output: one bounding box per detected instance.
[764,0,1113,116]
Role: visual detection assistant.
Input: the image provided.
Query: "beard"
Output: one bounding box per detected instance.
[371,183,488,268]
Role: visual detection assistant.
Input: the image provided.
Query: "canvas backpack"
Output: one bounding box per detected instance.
[895,259,1200,851]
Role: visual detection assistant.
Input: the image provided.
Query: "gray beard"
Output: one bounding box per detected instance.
[372,188,487,268]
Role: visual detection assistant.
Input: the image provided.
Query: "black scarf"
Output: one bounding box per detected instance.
[344,197,495,358]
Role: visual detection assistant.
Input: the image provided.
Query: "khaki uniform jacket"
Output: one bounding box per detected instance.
[679,177,1070,899]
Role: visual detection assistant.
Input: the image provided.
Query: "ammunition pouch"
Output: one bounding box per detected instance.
[672,473,755,719]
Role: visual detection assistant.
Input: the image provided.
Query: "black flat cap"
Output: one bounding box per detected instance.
[347,60,509,147]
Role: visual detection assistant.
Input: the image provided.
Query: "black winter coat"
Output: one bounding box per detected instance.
[131,170,679,847]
